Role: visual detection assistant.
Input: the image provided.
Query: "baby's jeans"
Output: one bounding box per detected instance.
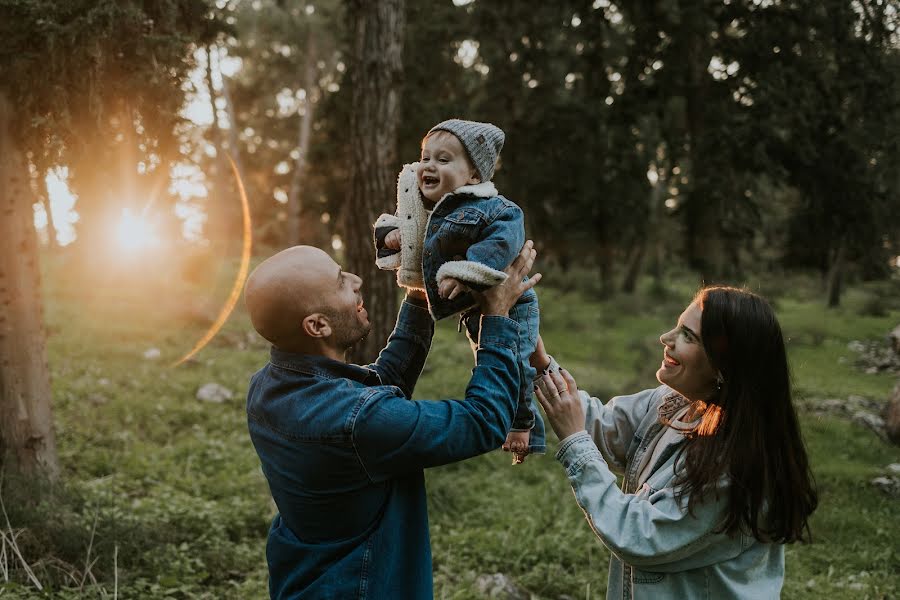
[460,293,545,454]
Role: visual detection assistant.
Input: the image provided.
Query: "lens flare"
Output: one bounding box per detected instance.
[173,156,252,366]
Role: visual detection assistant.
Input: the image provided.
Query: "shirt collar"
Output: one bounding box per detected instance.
[268,347,382,386]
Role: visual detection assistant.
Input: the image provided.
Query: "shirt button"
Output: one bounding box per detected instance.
[431,225,438,233]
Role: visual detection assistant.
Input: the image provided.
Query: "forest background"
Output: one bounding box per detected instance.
[0,0,898,598]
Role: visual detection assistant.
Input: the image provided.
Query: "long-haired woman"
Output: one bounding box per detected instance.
[533,286,817,599]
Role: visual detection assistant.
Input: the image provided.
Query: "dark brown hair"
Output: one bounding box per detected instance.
[675,286,817,543]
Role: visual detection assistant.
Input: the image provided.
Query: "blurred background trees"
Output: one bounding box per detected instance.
[2,0,899,477]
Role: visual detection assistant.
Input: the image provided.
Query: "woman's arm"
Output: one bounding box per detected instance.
[538,371,741,570]
[532,339,660,473]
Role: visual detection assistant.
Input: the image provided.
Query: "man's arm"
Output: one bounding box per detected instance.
[356,242,541,478]
[367,291,434,398]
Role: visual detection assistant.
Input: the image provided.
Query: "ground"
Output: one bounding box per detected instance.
[2,256,898,599]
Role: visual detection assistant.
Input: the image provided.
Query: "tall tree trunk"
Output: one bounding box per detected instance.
[826,237,845,308]
[206,44,232,244]
[217,50,247,197]
[681,1,720,282]
[621,240,647,294]
[0,92,59,481]
[287,32,317,246]
[344,0,404,364]
[37,169,58,249]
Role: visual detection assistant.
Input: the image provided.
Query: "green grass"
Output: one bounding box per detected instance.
[3,258,898,598]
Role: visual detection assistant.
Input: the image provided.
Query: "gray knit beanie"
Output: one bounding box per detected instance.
[427,119,505,182]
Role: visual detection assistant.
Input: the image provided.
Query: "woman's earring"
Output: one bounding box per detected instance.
[716,372,725,391]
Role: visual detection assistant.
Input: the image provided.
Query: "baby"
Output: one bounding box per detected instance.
[373,119,546,463]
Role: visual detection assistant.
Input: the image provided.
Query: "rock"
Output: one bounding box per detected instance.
[884,383,900,445]
[196,382,234,403]
[474,573,529,600]
[143,347,161,360]
[890,324,900,354]
[852,411,886,439]
[870,476,900,497]
[848,340,866,353]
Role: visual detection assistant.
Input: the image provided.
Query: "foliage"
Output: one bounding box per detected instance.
[3,256,897,598]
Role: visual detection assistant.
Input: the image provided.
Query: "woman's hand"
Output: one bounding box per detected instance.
[535,369,586,441]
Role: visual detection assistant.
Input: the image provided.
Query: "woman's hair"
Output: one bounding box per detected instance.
[675,286,818,543]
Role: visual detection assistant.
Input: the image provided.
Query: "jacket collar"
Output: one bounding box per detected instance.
[431,181,499,211]
[268,347,382,385]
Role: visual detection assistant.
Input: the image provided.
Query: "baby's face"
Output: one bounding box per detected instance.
[416,132,480,203]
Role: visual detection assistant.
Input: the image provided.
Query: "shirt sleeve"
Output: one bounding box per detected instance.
[353,315,521,480]
[556,432,743,571]
[367,297,434,399]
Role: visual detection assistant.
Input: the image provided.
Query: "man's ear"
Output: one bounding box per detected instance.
[301,313,332,339]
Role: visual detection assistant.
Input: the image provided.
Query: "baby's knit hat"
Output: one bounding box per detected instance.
[428,119,505,182]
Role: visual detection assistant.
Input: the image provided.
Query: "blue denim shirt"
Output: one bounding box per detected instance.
[246,298,523,599]
[556,386,785,599]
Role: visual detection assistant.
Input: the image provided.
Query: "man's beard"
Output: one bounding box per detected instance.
[327,309,371,351]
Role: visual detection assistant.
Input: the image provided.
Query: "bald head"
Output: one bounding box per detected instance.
[244,246,338,349]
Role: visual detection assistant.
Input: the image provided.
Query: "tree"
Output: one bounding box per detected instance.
[0,0,219,480]
[0,92,59,480]
[343,0,405,363]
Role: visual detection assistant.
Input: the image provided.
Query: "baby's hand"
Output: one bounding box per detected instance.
[438,277,469,300]
[384,229,401,250]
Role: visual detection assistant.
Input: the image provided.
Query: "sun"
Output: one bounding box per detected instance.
[115,208,160,251]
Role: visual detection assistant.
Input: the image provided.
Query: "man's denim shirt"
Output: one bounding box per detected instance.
[246,298,522,599]
[556,386,785,599]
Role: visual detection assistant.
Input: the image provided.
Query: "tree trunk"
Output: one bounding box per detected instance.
[681,1,720,282]
[38,170,58,249]
[0,92,59,481]
[344,0,404,364]
[205,45,233,244]
[287,32,317,246]
[217,50,247,197]
[826,237,845,308]
[621,240,646,294]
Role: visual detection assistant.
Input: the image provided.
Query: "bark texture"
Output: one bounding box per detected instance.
[344,0,405,364]
[0,92,59,480]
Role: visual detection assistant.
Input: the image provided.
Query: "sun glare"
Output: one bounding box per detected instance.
[115,208,160,251]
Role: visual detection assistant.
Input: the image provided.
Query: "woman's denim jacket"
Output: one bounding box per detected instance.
[555,385,785,599]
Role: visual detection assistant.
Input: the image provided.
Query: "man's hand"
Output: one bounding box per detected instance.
[384,229,401,250]
[438,277,469,300]
[474,240,541,317]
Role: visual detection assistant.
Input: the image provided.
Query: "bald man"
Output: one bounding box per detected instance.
[244,243,540,599]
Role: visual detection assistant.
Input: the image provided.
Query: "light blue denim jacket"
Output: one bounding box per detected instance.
[556,385,785,599]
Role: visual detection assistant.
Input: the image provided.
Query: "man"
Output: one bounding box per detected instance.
[244,242,540,598]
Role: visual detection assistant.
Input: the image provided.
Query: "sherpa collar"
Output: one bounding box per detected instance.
[431,181,498,211]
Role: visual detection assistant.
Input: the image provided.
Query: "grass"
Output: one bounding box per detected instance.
[2,254,898,598]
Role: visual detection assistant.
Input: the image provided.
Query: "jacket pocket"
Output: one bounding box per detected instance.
[633,569,665,584]
[441,208,484,239]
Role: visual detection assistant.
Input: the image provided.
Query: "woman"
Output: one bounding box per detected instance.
[533,286,817,599]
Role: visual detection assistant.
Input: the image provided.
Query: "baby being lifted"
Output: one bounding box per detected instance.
[374,119,549,463]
